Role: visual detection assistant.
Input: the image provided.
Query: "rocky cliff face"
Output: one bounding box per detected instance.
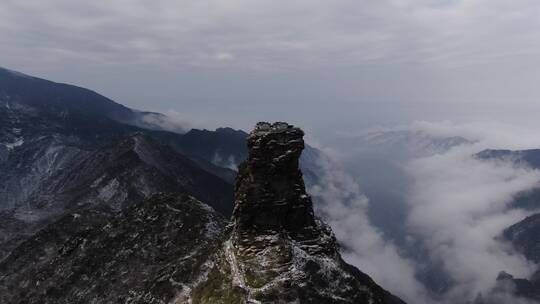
[188,122,405,304]
[233,122,316,237]
[503,213,540,264]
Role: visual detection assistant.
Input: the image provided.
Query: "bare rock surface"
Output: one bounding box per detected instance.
[188,122,406,304]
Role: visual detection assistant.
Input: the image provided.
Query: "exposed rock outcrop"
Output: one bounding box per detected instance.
[233,122,317,238]
[189,122,405,304]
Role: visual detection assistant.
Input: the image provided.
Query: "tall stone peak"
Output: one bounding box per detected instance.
[233,121,317,238]
[187,122,406,303]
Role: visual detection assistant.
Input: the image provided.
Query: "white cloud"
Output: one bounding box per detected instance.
[136,110,193,133]
[315,120,540,303]
[405,143,540,301]
[214,52,234,62]
[2,0,540,70]
[410,121,540,150]
[306,151,432,303]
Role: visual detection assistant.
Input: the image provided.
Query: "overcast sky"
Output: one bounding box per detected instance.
[2,0,540,135]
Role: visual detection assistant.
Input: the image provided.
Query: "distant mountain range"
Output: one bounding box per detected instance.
[477,148,540,169]
[0,66,190,134]
[333,129,471,160]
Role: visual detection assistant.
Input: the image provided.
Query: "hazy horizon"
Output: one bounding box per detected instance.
[3,1,540,136]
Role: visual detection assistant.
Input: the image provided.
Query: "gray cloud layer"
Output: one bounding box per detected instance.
[2,1,540,131]
[3,1,539,68]
[307,153,431,303]
[406,142,540,302]
[309,121,540,303]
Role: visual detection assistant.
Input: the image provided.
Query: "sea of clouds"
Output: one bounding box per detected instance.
[307,121,540,303]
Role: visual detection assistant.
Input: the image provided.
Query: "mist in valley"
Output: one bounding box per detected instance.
[305,121,540,303]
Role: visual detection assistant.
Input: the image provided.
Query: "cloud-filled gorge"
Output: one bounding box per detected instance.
[307,121,540,303]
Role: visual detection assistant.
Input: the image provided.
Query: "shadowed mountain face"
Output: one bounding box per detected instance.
[504,213,540,264]
[477,149,540,169]
[0,115,233,259]
[153,127,248,184]
[0,67,240,260]
[0,127,234,260]
[489,214,540,303]
[166,127,249,169]
[0,66,189,135]
[0,133,233,213]
[0,66,247,176]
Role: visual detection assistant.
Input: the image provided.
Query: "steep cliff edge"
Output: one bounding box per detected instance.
[188,122,405,304]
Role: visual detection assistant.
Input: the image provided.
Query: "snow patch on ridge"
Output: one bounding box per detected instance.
[98,178,120,202]
[5,138,24,150]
